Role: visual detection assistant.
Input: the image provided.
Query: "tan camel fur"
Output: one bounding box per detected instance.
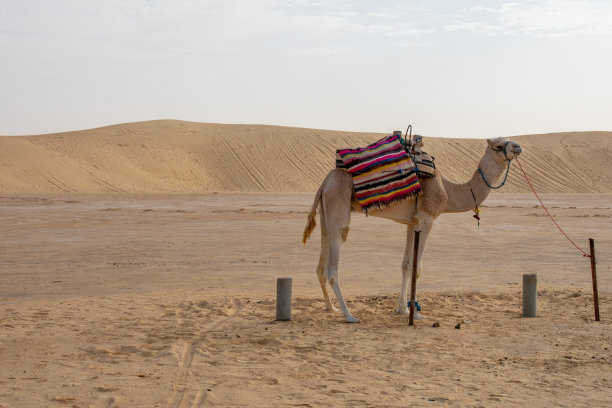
[303,137,522,322]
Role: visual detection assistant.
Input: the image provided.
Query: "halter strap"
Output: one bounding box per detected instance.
[478,142,512,190]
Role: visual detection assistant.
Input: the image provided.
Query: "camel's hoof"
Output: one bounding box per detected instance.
[396,309,424,319]
[345,315,360,323]
[327,305,341,313]
[414,311,425,320]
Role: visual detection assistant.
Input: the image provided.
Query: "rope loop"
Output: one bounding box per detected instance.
[478,161,511,189]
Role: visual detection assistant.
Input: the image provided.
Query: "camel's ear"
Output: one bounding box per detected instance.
[487,137,504,149]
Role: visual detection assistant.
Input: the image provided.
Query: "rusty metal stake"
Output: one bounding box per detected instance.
[409,230,421,326]
[590,239,600,322]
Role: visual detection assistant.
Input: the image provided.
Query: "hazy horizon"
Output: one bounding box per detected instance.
[3,118,612,140]
[2,0,612,138]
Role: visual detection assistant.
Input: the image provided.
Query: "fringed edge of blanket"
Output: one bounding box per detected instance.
[361,188,422,213]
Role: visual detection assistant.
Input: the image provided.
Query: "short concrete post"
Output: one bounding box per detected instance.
[523,273,537,318]
[276,277,292,321]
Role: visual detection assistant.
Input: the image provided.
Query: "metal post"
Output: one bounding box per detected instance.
[276,277,292,321]
[590,239,600,321]
[523,273,537,317]
[409,230,421,326]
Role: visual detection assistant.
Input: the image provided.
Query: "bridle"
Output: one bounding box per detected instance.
[471,141,517,225]
[477,141,514,190]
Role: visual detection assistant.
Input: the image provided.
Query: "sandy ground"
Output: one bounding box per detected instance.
[0,192,610,407]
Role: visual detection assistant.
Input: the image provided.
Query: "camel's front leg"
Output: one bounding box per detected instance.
[397,224,415,315]
[397,214,433,319]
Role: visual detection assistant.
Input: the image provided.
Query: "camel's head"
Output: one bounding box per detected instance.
[487,137,522,162]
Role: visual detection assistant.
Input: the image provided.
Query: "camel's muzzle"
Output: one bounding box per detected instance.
[512,145,522,154]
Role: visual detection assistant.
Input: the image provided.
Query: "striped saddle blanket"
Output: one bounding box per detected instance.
[336,134,421,211]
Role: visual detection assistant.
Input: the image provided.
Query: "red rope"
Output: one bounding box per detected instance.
[515,157,591,258]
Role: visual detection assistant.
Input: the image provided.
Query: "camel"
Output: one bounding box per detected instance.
[302,137,522,323]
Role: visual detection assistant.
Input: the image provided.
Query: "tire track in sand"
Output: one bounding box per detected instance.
[165,297,242,408]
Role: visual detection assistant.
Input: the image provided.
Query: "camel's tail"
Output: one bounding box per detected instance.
[302,183,323,244]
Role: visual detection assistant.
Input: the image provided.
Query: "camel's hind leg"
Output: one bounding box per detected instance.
[316,203,339,312]
[321,171,359,323]
[327,234,359,323]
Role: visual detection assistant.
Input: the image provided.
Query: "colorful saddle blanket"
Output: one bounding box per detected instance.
[336,134,421,211]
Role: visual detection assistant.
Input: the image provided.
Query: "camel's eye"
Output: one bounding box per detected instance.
[495,146,504,151]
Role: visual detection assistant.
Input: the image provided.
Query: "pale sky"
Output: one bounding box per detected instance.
[1,0,612,138]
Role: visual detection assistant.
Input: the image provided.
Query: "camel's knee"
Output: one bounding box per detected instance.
[401,259,422,279]
[401,256,413,273]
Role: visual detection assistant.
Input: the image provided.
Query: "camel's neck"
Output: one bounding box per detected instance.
[442,150,508,213]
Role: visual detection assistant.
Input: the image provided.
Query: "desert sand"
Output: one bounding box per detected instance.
[0,121,610,407]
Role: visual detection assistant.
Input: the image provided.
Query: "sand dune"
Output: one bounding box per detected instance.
[1,120,610,193]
